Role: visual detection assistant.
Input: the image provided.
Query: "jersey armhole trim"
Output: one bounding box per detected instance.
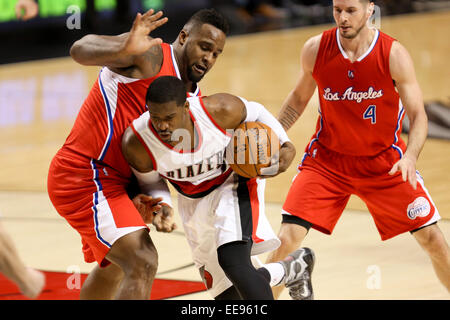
[199,96,232,137]
[130,123,158,171]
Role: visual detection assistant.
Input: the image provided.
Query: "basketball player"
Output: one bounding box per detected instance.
[266,0,450,299]
[47,9,229,299]
[122,76,301,299]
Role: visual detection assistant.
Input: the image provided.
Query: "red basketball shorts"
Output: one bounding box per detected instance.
[282,142,440,240]
[47,150,148,266]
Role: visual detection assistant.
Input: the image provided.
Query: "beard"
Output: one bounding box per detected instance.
[340,20,366,39]
[187,65,205,83]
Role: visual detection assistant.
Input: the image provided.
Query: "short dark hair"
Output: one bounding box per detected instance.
[146,76,186,107]
[186,8,229,35]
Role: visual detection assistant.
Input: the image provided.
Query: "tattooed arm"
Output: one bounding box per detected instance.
[278,35,321,131]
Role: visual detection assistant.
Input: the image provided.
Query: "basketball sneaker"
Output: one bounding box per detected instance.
[280,247,315,300]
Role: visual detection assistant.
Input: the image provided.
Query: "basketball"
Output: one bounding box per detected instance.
[226,121,280,178]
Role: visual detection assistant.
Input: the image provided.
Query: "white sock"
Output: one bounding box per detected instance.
[262,262,285,287]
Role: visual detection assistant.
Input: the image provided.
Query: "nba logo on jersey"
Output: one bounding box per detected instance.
[348,70,355,79]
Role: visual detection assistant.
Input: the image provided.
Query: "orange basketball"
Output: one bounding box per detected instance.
[226,121,280,178]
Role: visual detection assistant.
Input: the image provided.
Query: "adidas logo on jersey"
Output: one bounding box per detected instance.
[323,86,383,103]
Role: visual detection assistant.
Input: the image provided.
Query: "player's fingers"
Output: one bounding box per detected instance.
[131,12,142,31]
[147,17,168,32]
[167,222,177,233]
[141,8,155,19]
[259,163,278,176]
[401,165,407,182]
[409,168,417,190]
[148,10,164,22]
[141,195,163,203]
[388,162,399,175]
[259,152,280,176]
[161,223,173,233]
[157,219,171,232]
[150,204,162,213]
[165,224,177,233]
[270,152,280,165]
[161,206,173,217]
[152,213,162,228]
[141,10,164,26]
[143,212,155,224]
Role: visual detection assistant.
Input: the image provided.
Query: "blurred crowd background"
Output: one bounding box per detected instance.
[1,0,450,64]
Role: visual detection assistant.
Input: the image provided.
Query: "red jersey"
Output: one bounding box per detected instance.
[60,43,201,179]
[310,28,406,157]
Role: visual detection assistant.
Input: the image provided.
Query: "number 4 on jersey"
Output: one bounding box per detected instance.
[363,105,376,124]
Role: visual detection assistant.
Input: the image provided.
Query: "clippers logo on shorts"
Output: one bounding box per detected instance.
[322,86,383,103]
[407,197,431,220]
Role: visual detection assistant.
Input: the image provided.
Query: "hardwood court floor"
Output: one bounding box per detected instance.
[0,11,448,299]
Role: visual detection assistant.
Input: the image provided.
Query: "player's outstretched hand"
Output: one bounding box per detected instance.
[389,155,417,190]
[152,204,177,233]
[259,141,296,178]
[123,9,168,56]
[132,194,162,224]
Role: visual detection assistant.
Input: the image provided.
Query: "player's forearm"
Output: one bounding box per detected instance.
[240,98,290,145]
[132,169,173,207]
[277,91,308,131]
[404,110,428,161]
[70,33,134,67]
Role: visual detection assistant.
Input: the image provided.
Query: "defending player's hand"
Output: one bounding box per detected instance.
[123,9,168,56]
[132,194,163,224]
[388,155,417,190]
[152,204,177,233]
[259,141,296,178]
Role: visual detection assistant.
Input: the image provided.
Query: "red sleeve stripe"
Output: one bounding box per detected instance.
[199,97,232,137]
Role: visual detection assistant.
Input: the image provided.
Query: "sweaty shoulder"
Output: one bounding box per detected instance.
[202,93,246,130]
[302,34,322,73]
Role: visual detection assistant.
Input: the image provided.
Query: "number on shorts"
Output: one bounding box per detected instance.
[363,105,376,124]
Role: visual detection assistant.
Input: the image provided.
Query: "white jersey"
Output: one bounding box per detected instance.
[131,96,232,198]
[131,96,280,298]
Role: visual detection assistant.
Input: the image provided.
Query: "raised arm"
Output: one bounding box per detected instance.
[277,35,321,131]
[388,41,428,189]
[70,9,167,75]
